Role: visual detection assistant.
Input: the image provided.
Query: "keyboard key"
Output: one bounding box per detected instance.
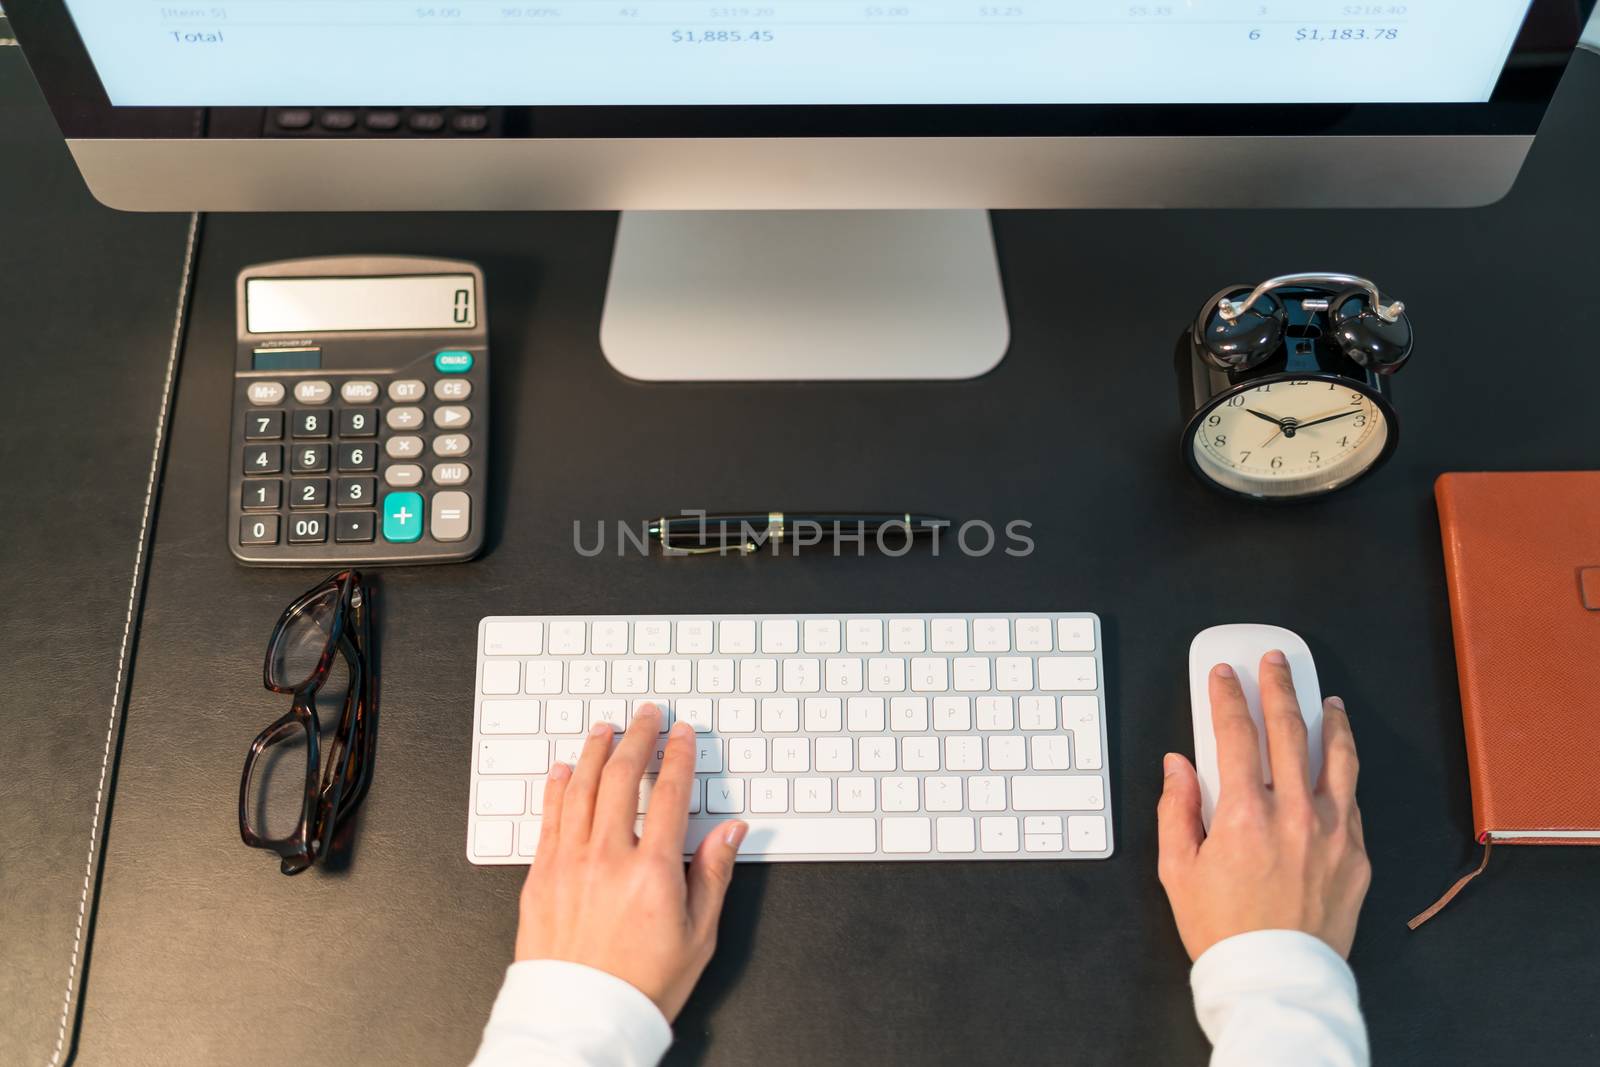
[908,657,949,693]
[523,661,562,695]
[476,779,525,816]
[981,816,1019,853]
[388,379,425,402]
[435,377,472,401]
[988,735,1026,771]
[479,738,549,775]
[548,621,586,654]
[481,660,519,695]
[384,464,423,488]
[1011,775,1104,811]
[882,816,932,853]
[239,515,280,546]
[682,817,875,856]
[517,820,538,858]
[291,445,330,473]
[719,619,756,654]
[803,697,843,732]
[837,777,876,812]
[340,380,380,404]
[933,696,972,731]
[825,658,863,692]
[480,700,539,734]
[474,821,514,858]
[612,660,648,693]
[931,619,967,652]
[969,775,1006,811]
[846,618,884,653]
[1025,833,1064,853]
[890,697,929,732]
[925,776,963,812]
[847,697,885,732]
[867,658,906,692]
[381,491,423,543]
[996,656,1033,692]
[803,619,841,654]
[973,618,1010,652]
[244,445,282,475]
[242,480,282,510]
[1057,618,1096,652]
[728,738,766,772]
[677,621,713,654]
[589,699,627,732]
[434,405,472,429]
[292,409,331,438]
[1068,815,1109,852]
[693,737,724,773]
[794,777,831,812]
[1015,618,1053,652]
[337,477,377,507]
[287,513,328,544]
[338,443,377,472]
[697,659,733,694]
[718,698,756,733]
[761,619,798,654]
[977,696,1014,731]
[545,700,585,733]
[953,657,991,692]
[655,659,692,694]
[293,380,332,404]
[816,737,853,772]
[781,658,820,693]
[334,511,376,544]
[677,698,713,732]
[859,737,896,772]
[946,736,982,772]
[888,619,926,652]
[591,621,628,654]
[739,659,777,693]
[290,478,328,509]
[903,737,939,771]
[1019,695,1056,731]
[750,778,788,813]
[635,621,671,654]
[246,381,285,406]
[385,436,424,460]
[1037,656,1098,691]
[244,410,283,440]
[432,462,471,486]
[772,737,809,772]
[706,778,745,814]
[1063,695,1103,769]
[483,620,542,656]
[1031,735,1071,770]
[760,698,799,733]
[881,777,919,812]
[937,816,976,853]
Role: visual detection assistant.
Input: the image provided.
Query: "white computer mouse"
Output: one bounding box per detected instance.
[1189,624,1324,831]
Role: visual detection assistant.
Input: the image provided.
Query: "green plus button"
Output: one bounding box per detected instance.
[382,492,424,543]
[434,350,474,373]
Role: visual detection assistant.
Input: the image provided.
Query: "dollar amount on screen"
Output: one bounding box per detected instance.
[671,28,774,42]
[1296,27,1400,41]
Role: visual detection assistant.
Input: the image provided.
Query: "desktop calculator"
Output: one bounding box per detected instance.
[230,255,488,566]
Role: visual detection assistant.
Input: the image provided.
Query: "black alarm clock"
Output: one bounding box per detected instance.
[1181,273,1412,501]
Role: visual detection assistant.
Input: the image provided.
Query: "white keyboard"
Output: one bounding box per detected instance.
[467,613,1112,865]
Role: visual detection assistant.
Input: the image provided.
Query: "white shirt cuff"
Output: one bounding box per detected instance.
[1191,930,1368,1067]
[472,959,673,1067]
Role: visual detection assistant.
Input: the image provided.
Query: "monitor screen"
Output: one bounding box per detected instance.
[61,1,1535,108]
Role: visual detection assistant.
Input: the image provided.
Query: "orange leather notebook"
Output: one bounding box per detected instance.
[1435,471,1600,845]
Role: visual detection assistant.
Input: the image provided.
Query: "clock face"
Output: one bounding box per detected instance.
[1190,377,1390,498]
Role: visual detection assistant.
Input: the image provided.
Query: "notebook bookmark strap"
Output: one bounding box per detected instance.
[1408,839,1494,930]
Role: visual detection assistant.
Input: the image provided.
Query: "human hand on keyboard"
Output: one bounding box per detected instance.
[513,702,749,1019]
[1156,656,1369,960]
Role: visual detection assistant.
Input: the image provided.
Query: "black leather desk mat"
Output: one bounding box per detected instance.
[0,52,197,1066]
[68,53,1600,1067]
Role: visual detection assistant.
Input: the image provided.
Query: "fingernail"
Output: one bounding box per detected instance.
[1264,649,1288,666]
[670,720,692,737]
[1214,663,1235,679]
[1326,695,1345,711]
[1163,753,1180,777]
[636,703,659,719]
[589,721,611,737]
[725,821,748,848]
[549,761,572,780]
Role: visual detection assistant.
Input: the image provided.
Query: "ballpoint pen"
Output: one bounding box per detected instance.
[646,512,951,555]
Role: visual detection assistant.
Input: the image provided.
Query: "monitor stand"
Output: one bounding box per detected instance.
[599,210,1009,381]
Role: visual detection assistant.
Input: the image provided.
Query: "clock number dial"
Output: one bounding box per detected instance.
[1191,378,1388,498]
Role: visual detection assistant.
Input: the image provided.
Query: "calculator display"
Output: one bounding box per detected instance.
[245,275,478,334]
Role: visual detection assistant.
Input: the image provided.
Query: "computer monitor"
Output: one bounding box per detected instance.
[9,1,1594,380]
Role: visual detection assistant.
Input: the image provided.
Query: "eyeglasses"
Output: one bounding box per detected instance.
[239,570,377,874]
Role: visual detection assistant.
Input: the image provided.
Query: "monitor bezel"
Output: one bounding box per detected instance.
[7,0,1594,140]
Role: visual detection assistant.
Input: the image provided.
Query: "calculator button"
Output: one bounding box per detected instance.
[338,442,377,472]
[386,436,424,460]
[433,405,471,429]
[434,350,474,373]
[240,515,280,545]
[337,477,377,507]
[432,462,470,486]
[242,480,282,510]
[431,491,471,542]
[339,408,378,437]
[340,380,381,403]
[293,380,333,404]
[433,434,470,457]
[244,410,283,440]
[244,445,283,475]
[291,445,331,473]
[386,406,425,431]
[292,409,332,438]
[290,478,329,509]
[336,512,377,543]
[247,381,286,406]
[384,464,424,488]
[434,378,472,401]
[388,379,426,403]
[288,513,329,544]
[382,492,425,543]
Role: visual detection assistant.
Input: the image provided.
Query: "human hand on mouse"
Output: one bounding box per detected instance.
[1157,651,1370,960]
[514,703,748,1020]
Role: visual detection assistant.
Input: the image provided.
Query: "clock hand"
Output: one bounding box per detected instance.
[1296,409,1363,431]
[1245,408,1287,428]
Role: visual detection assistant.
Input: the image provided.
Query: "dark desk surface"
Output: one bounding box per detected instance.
[7,46,1600,1067]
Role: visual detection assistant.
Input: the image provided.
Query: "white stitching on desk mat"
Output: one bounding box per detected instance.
[49,211,201,1067]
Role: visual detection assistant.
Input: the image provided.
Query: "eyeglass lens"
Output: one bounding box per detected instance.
[268,584,342,690]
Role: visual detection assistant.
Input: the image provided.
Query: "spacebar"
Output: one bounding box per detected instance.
[683,818,876,856]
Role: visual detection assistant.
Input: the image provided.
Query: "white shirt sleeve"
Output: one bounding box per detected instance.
[1190,930,1369,1067]
[469,960,672,1067]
